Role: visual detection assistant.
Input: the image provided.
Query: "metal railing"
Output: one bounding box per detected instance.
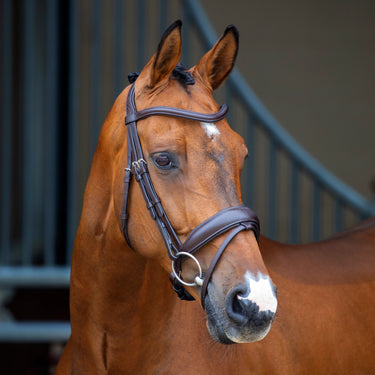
[0,0,373,342]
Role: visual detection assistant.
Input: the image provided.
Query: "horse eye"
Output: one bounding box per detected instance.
[152,153,177,170]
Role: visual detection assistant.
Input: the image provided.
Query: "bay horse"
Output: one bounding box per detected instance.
[56,21,375,374]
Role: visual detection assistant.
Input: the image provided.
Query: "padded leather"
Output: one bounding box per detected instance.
[180,206,260,254]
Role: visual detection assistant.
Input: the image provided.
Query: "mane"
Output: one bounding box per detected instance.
[127,62,195,86]
[171,63,195,86]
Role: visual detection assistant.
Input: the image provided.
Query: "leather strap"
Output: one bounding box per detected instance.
[122,85,182,258]
[122,83,231,257]
[125,103,228,125]
[180,206,259,254]
[172,206,260,292]
[200,224,250,307]
[121,83,261,307]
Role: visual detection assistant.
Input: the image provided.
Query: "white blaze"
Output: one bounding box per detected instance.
[238,272,278,313]
[201,122,220,139]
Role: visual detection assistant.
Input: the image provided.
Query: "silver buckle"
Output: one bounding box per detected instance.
[132,158,147,170]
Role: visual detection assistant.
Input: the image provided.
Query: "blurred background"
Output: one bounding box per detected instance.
[0,0,374,373]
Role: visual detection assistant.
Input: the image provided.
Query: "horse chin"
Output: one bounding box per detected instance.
[204,287,274,345]
[204,295,236,345]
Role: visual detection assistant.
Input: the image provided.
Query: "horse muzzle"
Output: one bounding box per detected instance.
[204,273,277,344]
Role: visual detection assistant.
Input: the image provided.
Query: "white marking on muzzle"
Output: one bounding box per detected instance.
[201,122,220,139]
[238,272,277,313]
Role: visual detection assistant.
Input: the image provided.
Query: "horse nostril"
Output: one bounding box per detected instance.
[225,285,250,325]
[225,285,276,327]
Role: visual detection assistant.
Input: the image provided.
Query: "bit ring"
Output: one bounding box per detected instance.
[171,252,204,287]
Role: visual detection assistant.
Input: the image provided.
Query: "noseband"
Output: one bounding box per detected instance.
[121,83,260,308]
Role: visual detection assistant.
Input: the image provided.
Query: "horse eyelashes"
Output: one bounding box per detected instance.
[152,152,179,170]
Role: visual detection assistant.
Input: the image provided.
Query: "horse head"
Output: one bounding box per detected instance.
[115,20,277,344]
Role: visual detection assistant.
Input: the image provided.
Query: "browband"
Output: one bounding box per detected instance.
[125,89,228,125]
[125,104,228,125]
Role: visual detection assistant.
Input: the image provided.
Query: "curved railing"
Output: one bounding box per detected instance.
[0,0,373,342]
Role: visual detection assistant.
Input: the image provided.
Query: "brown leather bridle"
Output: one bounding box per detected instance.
[121,83,260,308]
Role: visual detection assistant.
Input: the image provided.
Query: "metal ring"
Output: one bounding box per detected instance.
[171,252,204,287]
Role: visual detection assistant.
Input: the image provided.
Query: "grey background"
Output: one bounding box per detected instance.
[201,0,375,200]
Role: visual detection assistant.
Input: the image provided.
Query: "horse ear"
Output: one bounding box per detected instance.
[138,20,182,89]
[195,25,239,90]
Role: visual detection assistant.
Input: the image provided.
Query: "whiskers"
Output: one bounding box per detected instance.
[206,335,239,365]
[199,308,239,362]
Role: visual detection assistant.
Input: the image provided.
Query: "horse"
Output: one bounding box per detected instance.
[56,20,375,374]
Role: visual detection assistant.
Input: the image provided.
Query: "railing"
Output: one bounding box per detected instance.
[0,0,373,342]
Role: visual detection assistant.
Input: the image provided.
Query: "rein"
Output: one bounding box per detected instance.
[121,83,260,308]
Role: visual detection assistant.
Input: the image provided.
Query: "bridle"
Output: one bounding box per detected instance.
[121,82,260,308]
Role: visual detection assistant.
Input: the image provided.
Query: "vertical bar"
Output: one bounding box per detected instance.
[91,0,101,157]
[225,83,233,125]
[334,199,343,234]
[160,0,168,34]
[66,0,80,264]
[181,0,191,66]
[44,0,59,265]
[312,181,321,241]
[268,138,277,239]
[1,0,13,264]
[33,7,45,251]
[22,0,36,265]
[290,160,299,244]
[358,210,368,222]
[137,0,145,70]
[114,0,123,97]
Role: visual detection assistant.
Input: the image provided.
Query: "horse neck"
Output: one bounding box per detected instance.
[70,219,177,371]
[69,167,180,372]
[69,103,181,367]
